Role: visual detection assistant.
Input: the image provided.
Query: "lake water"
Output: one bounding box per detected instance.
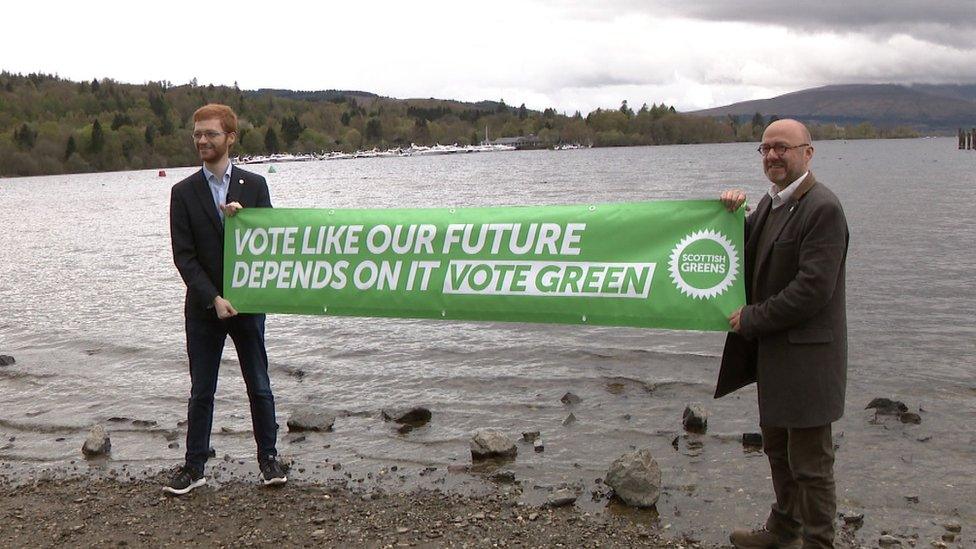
[1,138,973,545]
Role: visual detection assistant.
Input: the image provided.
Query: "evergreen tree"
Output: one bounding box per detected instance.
[159,115,174,136]
[13,123,37,151]
[619,100,633,117]
[89,119,105,154]
[281,115,304,146]
[517,103,528,120]
[265,126,280,153]
[364,118,382,142]
[751,112,765,129]
[90,78,101,93]
[111,112,132,130]
[144,124,156,146]
[65,135,77,160]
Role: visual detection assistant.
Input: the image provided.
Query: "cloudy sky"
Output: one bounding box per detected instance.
[3,1,974,113]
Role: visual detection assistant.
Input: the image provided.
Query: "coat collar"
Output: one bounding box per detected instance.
[750,172,818,283]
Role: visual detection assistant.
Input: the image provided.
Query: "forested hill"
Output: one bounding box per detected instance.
[0,71,916,177]
[691,84,976,132]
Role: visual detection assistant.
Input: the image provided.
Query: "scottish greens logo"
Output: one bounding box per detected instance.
[668,229,739,299]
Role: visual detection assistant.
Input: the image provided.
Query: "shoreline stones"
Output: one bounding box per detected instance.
[547,489,578,507]
[0,355,15,367]
[381,407,431,426]
[82,424,111,457]
[682,403,708,433]
[866,397,908,415]
[560,392,581,406]
[382,407,431,434]
[287,409,336,432]
[605,447,662,508]
[470,429,517,460]
[866,397,923,425]
[562,413,577,426]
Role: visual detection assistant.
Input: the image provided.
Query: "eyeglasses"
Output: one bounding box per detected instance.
[758,143,809,156]
[191,130,227,141]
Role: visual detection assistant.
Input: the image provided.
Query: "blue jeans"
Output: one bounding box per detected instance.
[183,313,278,471]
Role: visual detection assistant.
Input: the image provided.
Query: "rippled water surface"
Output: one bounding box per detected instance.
[1,138,974,544]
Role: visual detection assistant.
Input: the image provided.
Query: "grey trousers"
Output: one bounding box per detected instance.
[761,423,836,549]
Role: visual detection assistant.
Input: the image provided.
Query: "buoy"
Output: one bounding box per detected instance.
[158,170,166,177]
[268,165,277,173]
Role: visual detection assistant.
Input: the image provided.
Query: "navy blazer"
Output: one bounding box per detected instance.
[169,165,271,318]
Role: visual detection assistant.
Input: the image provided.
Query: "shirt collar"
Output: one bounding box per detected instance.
[202,161,233,186]
[768,171,808,210]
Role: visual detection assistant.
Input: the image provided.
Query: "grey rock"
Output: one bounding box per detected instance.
[81,425,111,457]
[562,413,577,426]
[560,392,581,406]
[682,403,708,433]
[490,470,516,483]
[521,431,540,442]
[547,489,577,507]
[866,397,908,415]
[381,407,432,426]
[470,429,517,460]
[879,534,902,547]
[943,522,961,533]
[0,355,15,367]
[287,409,336,432]
[899,412,922,424]
[839,510,864,528]
[533,438,545,453]
[604,447,662,508]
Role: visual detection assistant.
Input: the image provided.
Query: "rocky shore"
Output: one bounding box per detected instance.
[0,473,689,548]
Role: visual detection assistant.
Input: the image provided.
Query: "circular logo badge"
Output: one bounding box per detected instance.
[668,229,739,299]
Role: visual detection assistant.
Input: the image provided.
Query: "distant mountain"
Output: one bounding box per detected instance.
[690,84,976,132]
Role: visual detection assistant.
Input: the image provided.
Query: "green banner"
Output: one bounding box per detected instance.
[223,200,744,331]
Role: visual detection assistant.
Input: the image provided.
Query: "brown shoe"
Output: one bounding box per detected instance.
[730,526,801,548]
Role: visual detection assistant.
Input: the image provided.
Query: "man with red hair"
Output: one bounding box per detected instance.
[166,103,286,494]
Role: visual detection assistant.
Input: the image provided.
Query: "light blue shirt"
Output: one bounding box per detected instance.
[203,161,232,222]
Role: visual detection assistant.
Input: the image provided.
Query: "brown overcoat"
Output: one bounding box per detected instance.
[715,173,849,428]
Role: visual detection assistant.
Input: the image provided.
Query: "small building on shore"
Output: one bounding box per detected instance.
[491,134,543,150]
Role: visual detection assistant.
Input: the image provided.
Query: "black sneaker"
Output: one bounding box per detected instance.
[162,465,206,495]
[259,457,287,486]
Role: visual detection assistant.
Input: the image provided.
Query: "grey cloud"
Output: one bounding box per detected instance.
[546,0,976,46]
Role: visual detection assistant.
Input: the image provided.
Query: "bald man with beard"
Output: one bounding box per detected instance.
[718,119,850,548]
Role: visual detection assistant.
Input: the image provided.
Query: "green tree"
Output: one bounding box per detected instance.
[364,118,382,142]
[64,135,77,160]
[619,100,633,117]
[89,119,105,154]
[281,115,304,146]
[264,126,280,153]
[517,103,528,120]
[144,124,156,146]
[13,123,37,151]
[751,112,765,129]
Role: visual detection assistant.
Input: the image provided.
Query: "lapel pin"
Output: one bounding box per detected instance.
[239,178,244,185]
